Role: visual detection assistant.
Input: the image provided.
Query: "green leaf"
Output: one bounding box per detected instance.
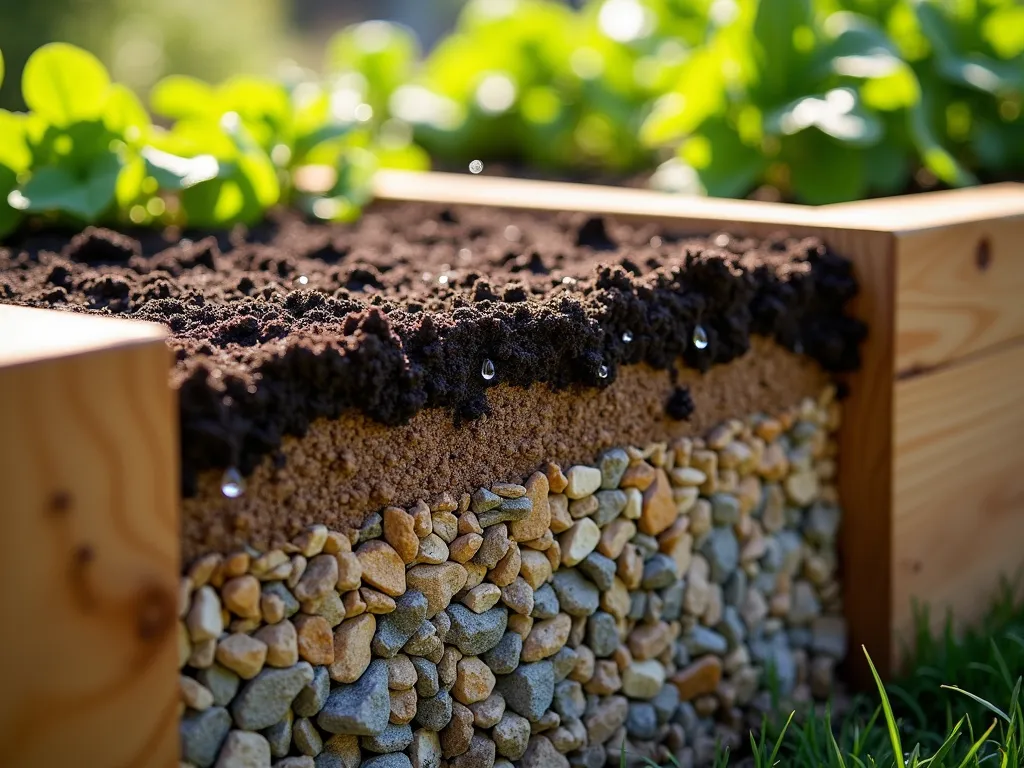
[150,75,218,121]
[325,20,420,116]
[819,12,902,79]
[751,0,815,103]
[0,110,31,173]
[682,118,768,198]
[908,100,977,186]
[23,43,111,126]
[639,48,727,147]
[983,6,1024,60]
[863,140,911,194]
[787,131,868,203]
[0,47,5,91]
[20,151,122,221]
[104,84,151,142]
[767,88,884,146]
[862,64,921,111]
[0,164,21,239]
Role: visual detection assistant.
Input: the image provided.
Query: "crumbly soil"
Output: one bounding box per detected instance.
[0,202,864,492]
[182,337,825,560]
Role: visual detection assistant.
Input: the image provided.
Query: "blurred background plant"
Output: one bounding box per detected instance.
[0,0,1021,236]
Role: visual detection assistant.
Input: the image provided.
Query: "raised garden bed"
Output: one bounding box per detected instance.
[1,174,1023,767]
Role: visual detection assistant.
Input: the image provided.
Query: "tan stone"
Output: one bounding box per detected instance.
[441,702,475,758]
[689,498,713,537]
[330,614,375,683]
[584,660,621,695]
[612,645,633,671]
[659,518,693,575]
[221,575,261,620]
[548,494,572,533]
[522,613,572,662]
[387,654,417,690]
[670,467,707,487]
[463,583,502,613]
[261,592,285,625]
[507,613,533,639]
[254,620,299,668]
[224,551,250,578]
[407,562,469,618]
[464,562,487,590]
[416,533,450,565]
[670,656,723,701]
[360,588,397,614]
[293,524,328,557]
[323,530,351,555]
[454,657,496,704]
[410,500,433,537]
[432,510,459,543]
[188,553,222,588]
[488,542,521,587]
[449,533,483,563]
[342,590,366,618]
[568,495,599,519]
[620,462,657,491]
[672,486,700,515]
[639,468,676,536]
[702,584,723,627]
[188,638,216,669]
[250,550,288,580]
[545,462,568,494]
[598,520,635,560]
[294,615,334,665]
[785,470,820,506]
[622,487,642,520]
[215,633,268,680]
[390,688,418,724]
[510,472,551,542]
[458,511,482,535]
[382,507,419,564]
[565,465,602,499]
[601,578,631,619]
[519,550,552,590]
[180,675,214,711]
[570,644,595,683]
[559,519,601,567]
[356,541,407,597]
[617,544,642,590]
[293,554,339,603]
[522,529,553,551]
[186,586,224,643]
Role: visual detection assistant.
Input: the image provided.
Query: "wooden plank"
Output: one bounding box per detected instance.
[892,341,1024,668]
[0,307,180,767]
[893,215,1024,375]
[824,182,1024,230]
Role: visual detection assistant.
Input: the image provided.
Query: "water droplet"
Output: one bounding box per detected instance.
[649,236,662,248]
[598,364,609,379]
[622,330,633,343]
[692,324,709,350]
[561,276,577,286]
[438,274,449,284]
[481,359,496,381]
[221,468,245,499]
[458,248,472,261]
[469,160,484,174]
[504,225,521,242]
[713,233,730,248]
[296,275,309,286]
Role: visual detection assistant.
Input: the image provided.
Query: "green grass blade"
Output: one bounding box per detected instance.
[953,719,998,768]
[942,685,1011,724]
[864,646,905,765]
[768,710,795,767]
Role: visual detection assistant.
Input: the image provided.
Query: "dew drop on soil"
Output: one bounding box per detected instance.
[692,324,709,350]
[469,160,484,174]
[504,225,521,242]
[598,364,609,379]
[438,274,449,284]
[649,236,662,248]
[481,359,496,381]
[221,468,245,499]
[296,275,309,286]
[622,330,633,343]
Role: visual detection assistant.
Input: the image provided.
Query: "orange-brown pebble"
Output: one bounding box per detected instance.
[330,614,375,683]
[410,500,433,538]
[383,507,420,564]
[360,588,397,614]
[509,472,551,542]
[356,540,407,597]
[449,533,483,564]
[545,462,568,494]
[639,468,676,536]
[294,615,335,665]
[221,575,261,619]
[670,656,723,701]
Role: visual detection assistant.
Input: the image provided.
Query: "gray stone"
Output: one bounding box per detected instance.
[660,581,685,621]
[788,627,812,649]
[294,717,323,757]
[277,758,316,768]
[472,487,502,515]
[358,513,382,542]
[776,531,804,576]
[521,735,569,768]
[317,660,390,735]
[493,711,532,759]
[762,633,797,695]
[373,591,429,658]
[723,570,747,607]
[789,581,821,625]
[403,621,441,658]
[501,578,534,616]
[446,604,508,656]
[481,631,522,675]
[412,657,440,697]
[551,570,599,617]
[641,554,678,590]
[709,494,741,526]
[362,755,412,768]
[585,612,618,658]
[469,693,506,728]
[473,525,511,568]
[215,730,271,767]
[415,690,454,731]
[450,732,496,768]
[262,582,300,619]
[497,661,554,722]
[718,606,746,649]
[569,745,605,768]
[644,592,664,624]
[626,703,657,740]
[532,584,560,619]
[294,666,331,717]
[231,662,314,730]
[810,616,847,659]
[628,592,647,621]
[631,534,658,559]
[479,496,532,527]
[599,449,629,489]
[263,710,293,758]
[593,490,627,526]
[431,611,450,643]
[684,627,728,656]
[180,706,231,768]
[700,528,739,583]
[362,723,413,754]
[670,701,700,739]
[553,680,585,720]
[651,684,679,724]
[577,553,616,591]
[550,646,578,682]
[198,664,240,707]
[409,729,442,768]
[314,735,361,768]
[804,502,840,545]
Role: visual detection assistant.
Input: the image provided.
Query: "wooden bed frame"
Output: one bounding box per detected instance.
[2,173,1022,766]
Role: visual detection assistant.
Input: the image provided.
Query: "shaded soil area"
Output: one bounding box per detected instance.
[0,202,865,492]
[182,338,827,559]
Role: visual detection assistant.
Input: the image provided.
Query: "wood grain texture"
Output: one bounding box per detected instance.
[824,182,1024,230]
[892,341,1024,669]
[894,215,1024,375]
[0,309,179,767]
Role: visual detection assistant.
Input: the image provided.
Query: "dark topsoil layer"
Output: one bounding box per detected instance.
[0,203,865,493]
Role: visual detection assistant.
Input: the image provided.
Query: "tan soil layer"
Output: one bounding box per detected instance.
[183,337,826,561]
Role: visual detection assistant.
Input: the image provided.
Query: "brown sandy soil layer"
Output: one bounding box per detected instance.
[182,337,825,560]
